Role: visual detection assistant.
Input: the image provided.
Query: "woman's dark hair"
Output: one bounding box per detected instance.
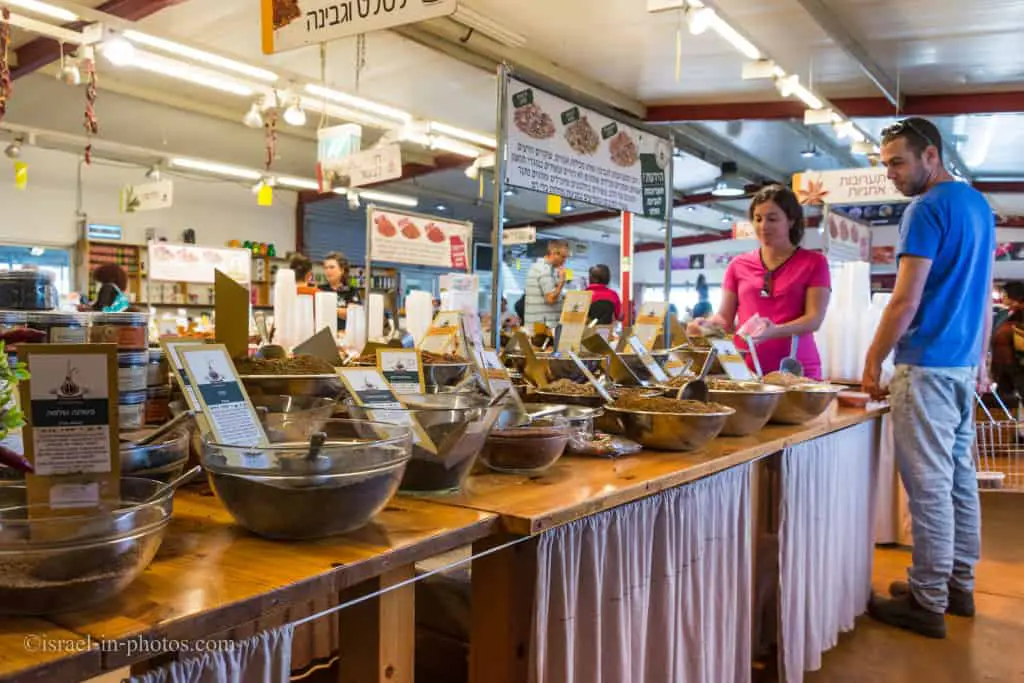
[589,264,611,286]
[1004,281,1024,303]
[749,184,806,247]
[323,251,349,273]
[93,263,128,291]
[289,253,313,280]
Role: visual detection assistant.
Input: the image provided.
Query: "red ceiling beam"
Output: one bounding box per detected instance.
[635,234,729,253]
[12,0,189,80]
[975,181,1024,194]
[646,91,1024,123]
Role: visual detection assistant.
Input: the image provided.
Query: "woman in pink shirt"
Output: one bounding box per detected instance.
[691,185,831,379]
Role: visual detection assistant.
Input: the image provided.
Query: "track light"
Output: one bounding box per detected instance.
[58,54,81,86]
[282,98,307,127]
[4,140,23,160]
[243,101,264,129]
[347,190,360,210]
[711,161,745,197]
[101,34,136,67]
[800,146,819,159]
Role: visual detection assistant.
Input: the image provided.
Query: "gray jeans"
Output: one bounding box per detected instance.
[889,364,981,613]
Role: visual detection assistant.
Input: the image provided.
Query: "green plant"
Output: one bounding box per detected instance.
[0,341,29,440]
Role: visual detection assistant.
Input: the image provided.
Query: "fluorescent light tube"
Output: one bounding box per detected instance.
[429,135,482,158]
[354,189,419,208]
[708,14,761,60]
[275,177,319,190]
[123,31,279,83]
[428,121,496,148]
[4,0,78,22]
[300,97,400,131]
[305,84,411,124]
[130,50,255,97]
[169,157,263,180]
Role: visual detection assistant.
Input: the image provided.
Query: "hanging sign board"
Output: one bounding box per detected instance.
[148,242,251,285]
[368,206,472,270]
[319,141,402,192]
[503,75,670,219]
[793,168,902,206]
[503,226,537,245]
[823,211,872,263]
[120,179,174,213]
[262,0,458,54]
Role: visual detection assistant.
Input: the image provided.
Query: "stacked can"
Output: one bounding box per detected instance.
[146,346,171,425]
[90,312,150,431]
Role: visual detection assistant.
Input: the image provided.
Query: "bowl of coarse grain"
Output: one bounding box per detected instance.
[0,477,174,615]
[762,372,843,425]
[603,395,734,451]
[701,379,785,437]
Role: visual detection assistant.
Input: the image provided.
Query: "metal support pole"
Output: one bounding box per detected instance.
[663,147,675,345]
[364,206,373,339]
[490,64,510,351]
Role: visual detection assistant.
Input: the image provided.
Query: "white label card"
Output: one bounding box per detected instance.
[709,339,755,381]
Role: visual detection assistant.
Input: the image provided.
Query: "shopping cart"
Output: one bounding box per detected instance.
[973,391,1024,491]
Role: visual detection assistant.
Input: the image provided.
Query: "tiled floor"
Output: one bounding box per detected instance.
[805,493,1024,683]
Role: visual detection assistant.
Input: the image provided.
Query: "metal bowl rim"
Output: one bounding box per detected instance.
[604,405,736,418]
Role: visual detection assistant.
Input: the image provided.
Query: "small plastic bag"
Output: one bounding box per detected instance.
[568,431,643,458]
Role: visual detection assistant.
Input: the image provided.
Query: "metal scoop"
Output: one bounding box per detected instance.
[780,336,804,376]
[678,348,716,403]
[142,465,203,505]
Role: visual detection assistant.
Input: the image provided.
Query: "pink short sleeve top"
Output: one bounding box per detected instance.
[722,248,831,379]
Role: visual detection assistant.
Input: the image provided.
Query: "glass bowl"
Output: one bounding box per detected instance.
[0,477,174,615]
[480,417,571,474]
[201,419,411,540]
[250,394,338,442]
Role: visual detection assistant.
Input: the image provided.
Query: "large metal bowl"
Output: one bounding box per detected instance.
[351,359,472,392]
[250,395,337,442]
[240,374,345,401]
[604,405,734,451]
[617,350,670,378]
[0,477,173,615]
[503,352,604,383]
[705,382,786,436]
[202,419,411,540]
[770,384,843,425]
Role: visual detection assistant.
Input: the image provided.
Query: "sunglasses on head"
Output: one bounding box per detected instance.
[881,118,940,151]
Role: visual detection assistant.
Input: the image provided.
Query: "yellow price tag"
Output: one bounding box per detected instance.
[257,184,273,206]
[546,194,562,214]
[13,161,27,190]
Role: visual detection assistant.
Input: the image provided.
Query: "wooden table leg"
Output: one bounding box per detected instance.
[337,566,415,683]
[469,534,538,683]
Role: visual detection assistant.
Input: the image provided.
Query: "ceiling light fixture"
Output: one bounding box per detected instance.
[243,101,264,129]
[358,189,419,208]
[775,74,824,110]
[504,187,516,197]
[57,53,81,86]
[711,161,745,197]
[282,98,307,127]
[125,49,255,96]
[169,157,263,181]
[429,135,482,158]
[304,84,412,124]
[4,0,78,22]
[687,6,760,60]
[275,176,319,191]
[145,165,161,181]
[121,30,280,83]
[30,246,45,256]
[435,203,448,212]
[800,145,819,159]
[4,139,23,159]
[450,5,527,48]
[721,214,732,224]
[563,203,576,212]
[299,97,399,131]
[101,34,136,67]
[427,121,497,148]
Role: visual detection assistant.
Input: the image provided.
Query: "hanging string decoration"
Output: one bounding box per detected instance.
[264,108,278,171]
[0,7,12,125]
[82,49,98,164]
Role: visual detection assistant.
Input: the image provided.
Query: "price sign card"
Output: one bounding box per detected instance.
[709,339,755,381]
[663,352,693,378]
[479,349,526,412]
[337,367,437,454]
[377,349,425,395]
[557,291,593,353]
[627,336,669,384]
[633,302,668,351]
[161,337,205,412]
[178,344,269,448]
[419,311,463,357]
[19,344,121,517]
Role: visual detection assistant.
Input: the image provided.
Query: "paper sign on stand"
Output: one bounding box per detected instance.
[368,207,472,271]
[19,344,120,518]
[419,311,464,357]
[377,349,425,395]
[632,302,668,351]
[337,368,437,454]
[479,349,526,413]
[627,336,669,384]
[160,338,204,412]
[556,291,593,353]
[178,344,269,449]
[214,270,250,361]
[709,339,755,381]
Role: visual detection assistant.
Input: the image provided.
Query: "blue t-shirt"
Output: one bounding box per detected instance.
[895,181,995,367]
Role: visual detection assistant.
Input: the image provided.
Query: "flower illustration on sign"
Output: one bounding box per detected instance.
[797,178,829,205]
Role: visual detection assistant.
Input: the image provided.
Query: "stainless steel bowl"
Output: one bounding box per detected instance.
[240,374,345,401]
[770,384,842,425]
[202,419,411,540]
[250,395,337,442]
[424,361,472,390]
[705,382,785,436]
[0,477,173,615]
[604,405,734,451]
[617,350,670,378]
[503,352,604,383]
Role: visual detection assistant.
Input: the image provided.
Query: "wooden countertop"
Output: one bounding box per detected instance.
[427,405,887,536]
[1,494,496,679]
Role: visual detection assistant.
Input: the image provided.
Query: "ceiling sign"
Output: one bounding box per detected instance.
[503,226,536,245]
[793,167,904,206]
[319,143,403,191]
[120,179,174,214]
[262,0,458,54]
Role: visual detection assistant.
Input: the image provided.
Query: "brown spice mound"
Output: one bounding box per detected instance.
[706,379,752,391]
[662,373,697,388]
[612,395,728,414]
[762,371,819,387]
[235,355,337,376]
[544,379,599,395]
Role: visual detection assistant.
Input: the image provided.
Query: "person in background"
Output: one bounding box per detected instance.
[89,263,132,312]
[991,282,1024,409]
[289,253,315,287]
[585,263,621,324]
[692,274,713,319]
[500,296,520,330]
[688,184,831,378]
[862,117,994,639]
[319,251,361,330]
[514,294,526,324]
[524,239,570,328]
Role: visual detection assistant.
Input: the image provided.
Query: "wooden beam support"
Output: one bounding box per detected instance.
[337,566,416,683]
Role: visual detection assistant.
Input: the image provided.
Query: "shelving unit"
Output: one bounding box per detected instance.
[81,240,145,302]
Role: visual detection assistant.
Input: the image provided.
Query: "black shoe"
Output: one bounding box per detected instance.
[868,592,946,639]
[888,580,976,617]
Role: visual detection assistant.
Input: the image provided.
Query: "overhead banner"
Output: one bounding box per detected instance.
[793,167,903,205]
[824,211,872,262]
[148,242,252,284]
[503,75,670,220]
[368,207,472,270]
[120,179,173,213]
[262,0,457,53]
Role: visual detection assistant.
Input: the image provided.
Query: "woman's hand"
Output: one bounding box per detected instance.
[754,320,780,341]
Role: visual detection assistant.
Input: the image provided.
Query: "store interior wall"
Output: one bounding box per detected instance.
[0,146,297,250]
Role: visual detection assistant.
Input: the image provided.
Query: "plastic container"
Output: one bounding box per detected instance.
[147,347,168,387]
[118,351,148,393]
[119,390,147,431]
[0,271,57,311]
[26,312,88,344]
[145,385,171,425]
[90,312,149,350]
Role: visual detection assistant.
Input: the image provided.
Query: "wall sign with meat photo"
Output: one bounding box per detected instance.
[367,207,472,270]
[272,0,302,28]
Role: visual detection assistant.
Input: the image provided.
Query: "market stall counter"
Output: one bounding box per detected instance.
[420,404,886,683]
[0,491,496,683]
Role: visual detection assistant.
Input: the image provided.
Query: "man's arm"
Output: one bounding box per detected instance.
[539,268,564,305]
[866,256,932,364]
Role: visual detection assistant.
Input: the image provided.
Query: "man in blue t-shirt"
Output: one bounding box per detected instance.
[863,117,995,639]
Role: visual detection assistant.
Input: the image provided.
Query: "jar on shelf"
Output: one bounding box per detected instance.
[145,385,171,425]
[90,312,149,350]
[119,390,147,431]
[118,351,149,393]
[26,312,89,344]
[147,347,168,387]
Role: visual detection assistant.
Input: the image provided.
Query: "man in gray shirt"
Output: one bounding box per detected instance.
[524,239,570,328]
